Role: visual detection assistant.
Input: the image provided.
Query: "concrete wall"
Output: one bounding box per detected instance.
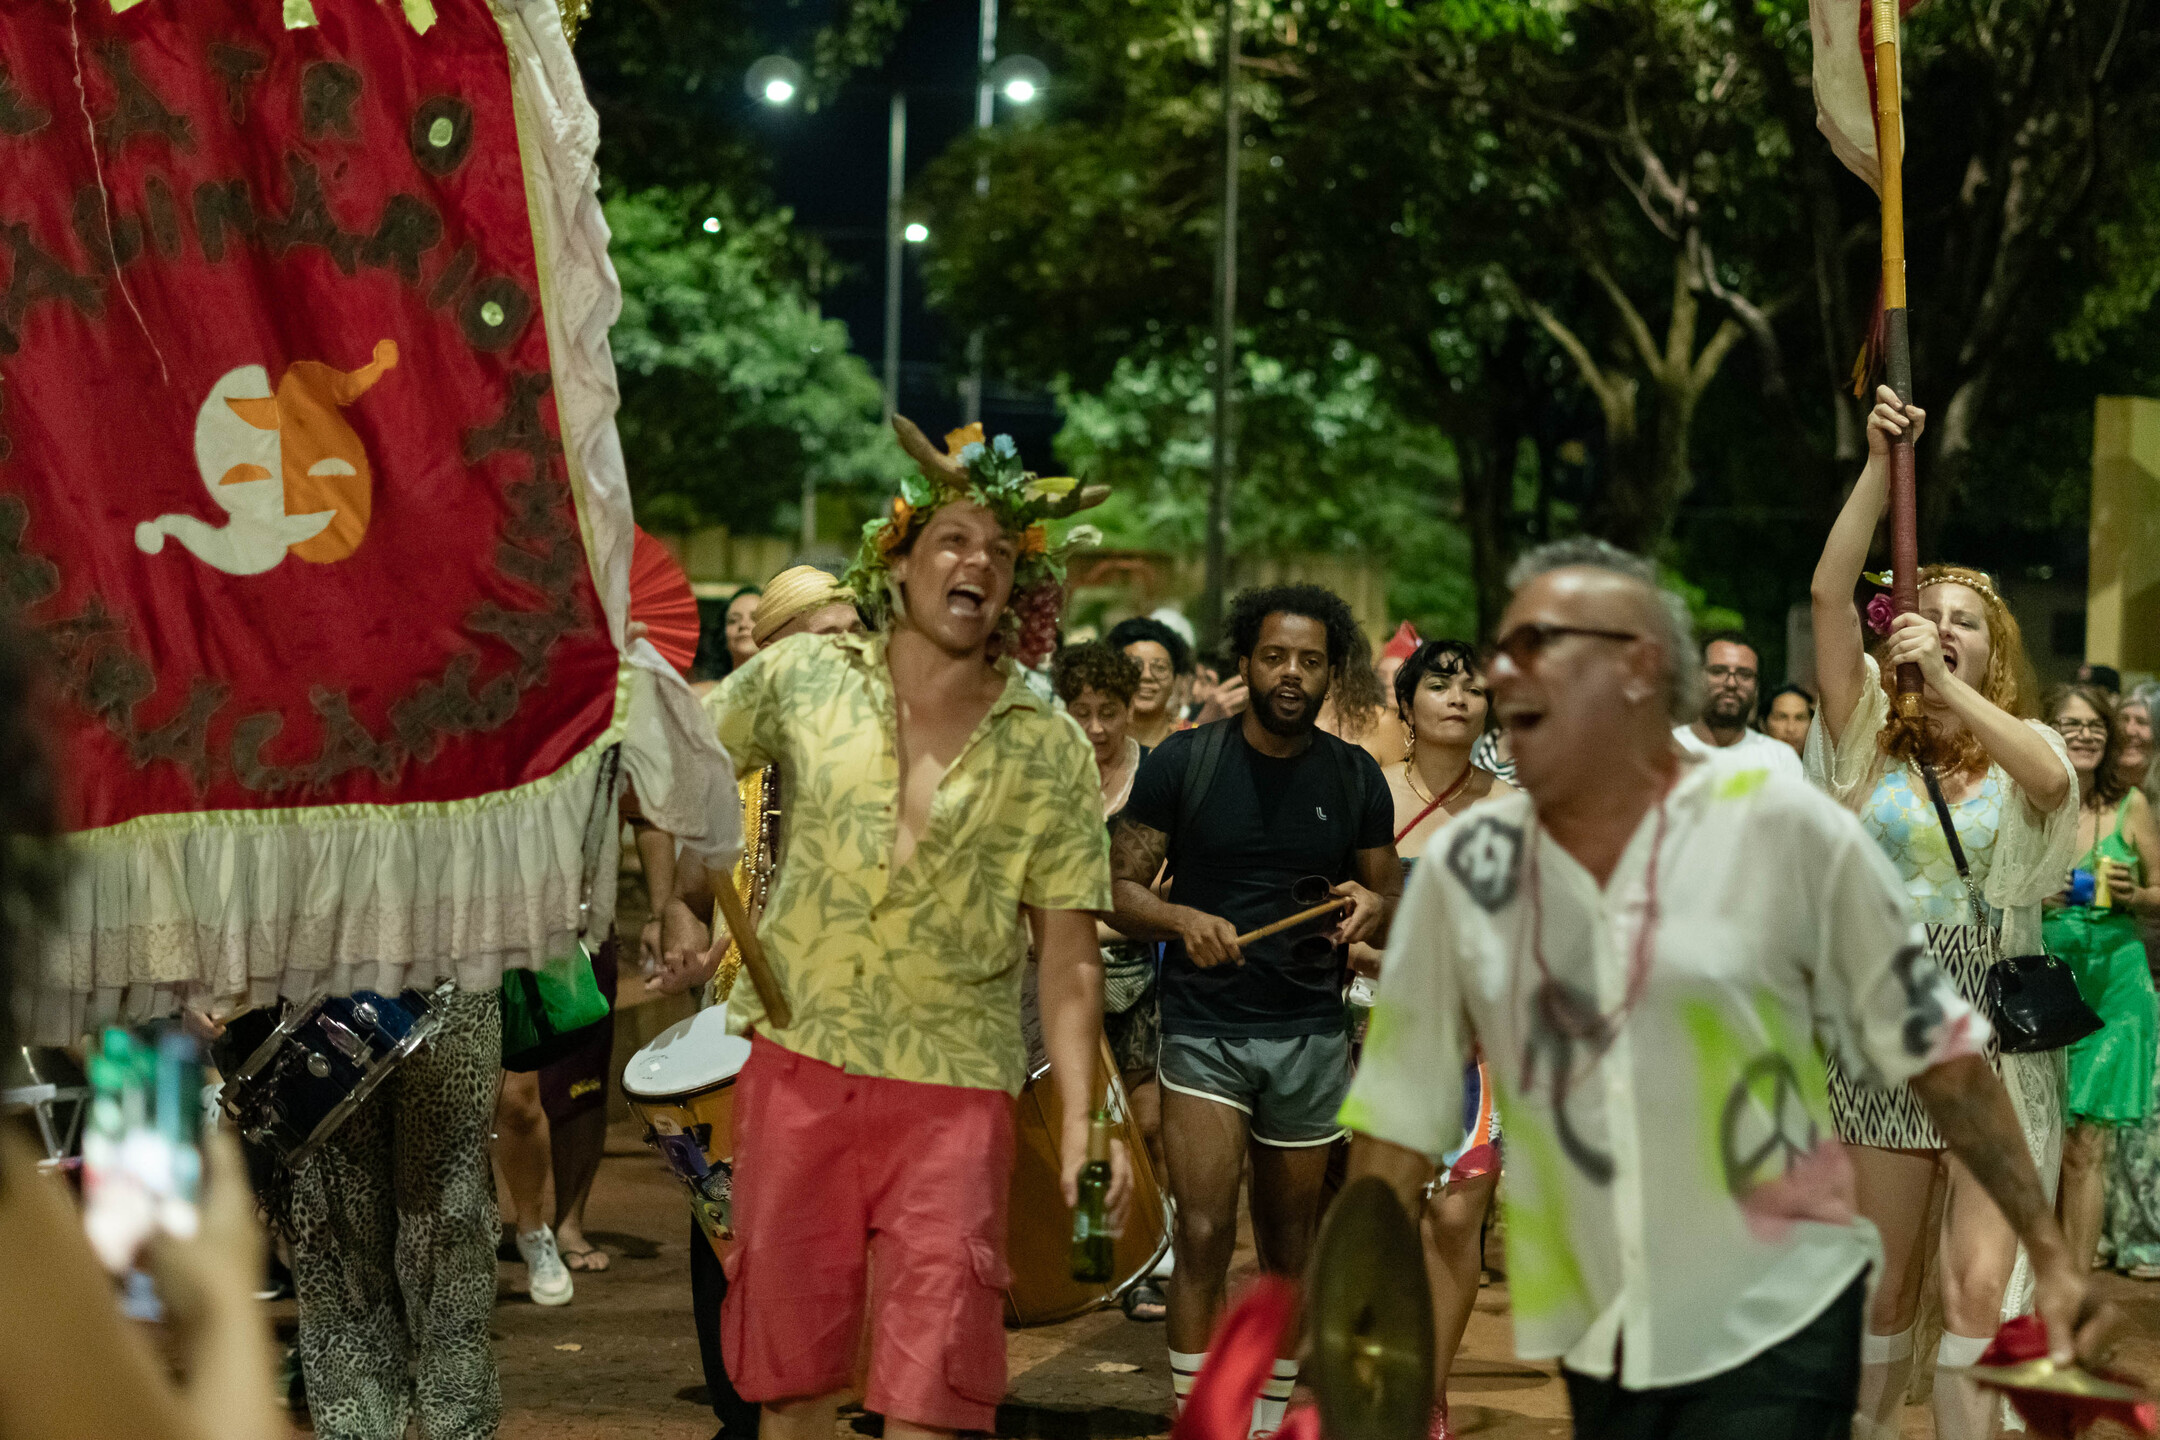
[648,528,803,592]
[2089,395,2160,673]
[1068,548,1393,649]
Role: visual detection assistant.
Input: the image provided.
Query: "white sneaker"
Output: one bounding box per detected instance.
[516,1225,574,1306]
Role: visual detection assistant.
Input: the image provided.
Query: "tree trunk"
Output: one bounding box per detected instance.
[1531,247,1743,556]
[1921,368,1989,556]
[1407,324,1533,636]
[1462,429,1519,637]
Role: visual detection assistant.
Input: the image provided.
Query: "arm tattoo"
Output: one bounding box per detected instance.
[1110,817,1171,887]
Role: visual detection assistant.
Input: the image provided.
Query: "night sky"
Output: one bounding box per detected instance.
[742,0,1061,457]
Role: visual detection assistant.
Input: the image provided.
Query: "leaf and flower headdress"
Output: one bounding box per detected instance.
[844,416,1107,667]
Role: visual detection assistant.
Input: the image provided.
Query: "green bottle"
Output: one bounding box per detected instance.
[1070,1110,1114,1283]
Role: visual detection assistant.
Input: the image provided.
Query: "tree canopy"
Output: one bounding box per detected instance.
[910,0,2160,641]
[576,0,908,540]
[604,190,907,536]
[575,0,2160,655]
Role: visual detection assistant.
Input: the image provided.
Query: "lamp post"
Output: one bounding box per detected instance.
[749,55,913,424]
[750,47,1042,434]
[963,0,1048,424]
[1199,1,1239,645]
[882,91,908,424]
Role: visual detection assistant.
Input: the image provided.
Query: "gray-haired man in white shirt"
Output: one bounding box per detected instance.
[1341,538,2113,1439]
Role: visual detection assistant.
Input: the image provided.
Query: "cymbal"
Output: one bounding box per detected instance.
[1308,1176,1435,1440]
[1951,1358,2151,1403]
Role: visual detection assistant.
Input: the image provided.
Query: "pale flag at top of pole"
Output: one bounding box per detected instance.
[1810,0,1919,193]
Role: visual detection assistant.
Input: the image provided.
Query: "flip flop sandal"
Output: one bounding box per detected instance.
[562,1244,612,1273]
[1121,1278,1167,1322]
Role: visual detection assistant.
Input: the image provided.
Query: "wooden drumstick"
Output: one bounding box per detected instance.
[1233,896,1351,947]
[712,879,793,1030]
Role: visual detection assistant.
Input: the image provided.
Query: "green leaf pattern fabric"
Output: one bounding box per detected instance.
[706,631,1112,1094]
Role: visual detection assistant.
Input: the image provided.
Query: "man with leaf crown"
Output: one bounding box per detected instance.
[670,417,1129,1440]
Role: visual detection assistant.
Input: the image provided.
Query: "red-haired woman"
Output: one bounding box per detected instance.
[1808,388,2080,1440]
[2042,686,2160,1281]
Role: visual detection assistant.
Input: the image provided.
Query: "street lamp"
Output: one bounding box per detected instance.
[988,54,1049,107]
[746,56,909,424]
[746,41,1045,430]
[745,55,804,107]
[962,45,1050,424]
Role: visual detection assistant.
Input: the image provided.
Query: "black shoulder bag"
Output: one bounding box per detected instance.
[1917,762,2100,1054]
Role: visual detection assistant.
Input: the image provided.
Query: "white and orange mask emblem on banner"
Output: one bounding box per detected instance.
[136,339,397,575]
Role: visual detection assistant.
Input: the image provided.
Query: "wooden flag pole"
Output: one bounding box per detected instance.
[1873,0,1923,719]
[713,878,792,1030]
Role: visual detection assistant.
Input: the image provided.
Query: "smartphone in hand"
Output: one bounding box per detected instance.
[82,1027,202,1316]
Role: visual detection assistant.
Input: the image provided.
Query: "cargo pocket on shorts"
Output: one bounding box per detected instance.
[945,1237,1013,1406]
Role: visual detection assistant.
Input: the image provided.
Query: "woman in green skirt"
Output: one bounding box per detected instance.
[2043,684,2160,1273]
[2102,686,2160,1275]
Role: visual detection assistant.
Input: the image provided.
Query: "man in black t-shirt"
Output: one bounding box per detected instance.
[1108,584,1400,1433]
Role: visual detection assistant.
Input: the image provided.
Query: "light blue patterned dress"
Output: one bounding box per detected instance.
[1828,768,2005,1147]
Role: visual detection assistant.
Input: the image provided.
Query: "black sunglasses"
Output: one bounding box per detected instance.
[1482,623,1640,672]
[1285,875,1342,962]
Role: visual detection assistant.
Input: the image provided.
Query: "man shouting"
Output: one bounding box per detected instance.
[1108,583,1400,1435]
[1343,538,2111,1439]
[703,420,1128,1440]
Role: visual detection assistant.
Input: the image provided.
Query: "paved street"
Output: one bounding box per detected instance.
[311,1118,2155,1440]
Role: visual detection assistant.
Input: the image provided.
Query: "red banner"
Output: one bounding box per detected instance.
[0,0,618,833]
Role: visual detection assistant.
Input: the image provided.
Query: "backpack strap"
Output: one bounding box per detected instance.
[1170,719,1236,871]
[1166,721,1372,873]
[1324,730,1371,856]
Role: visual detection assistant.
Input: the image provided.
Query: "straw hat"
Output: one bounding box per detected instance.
[752,565,852,646]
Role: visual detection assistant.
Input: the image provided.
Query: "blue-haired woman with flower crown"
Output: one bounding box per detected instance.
[1808,387,2080,1440]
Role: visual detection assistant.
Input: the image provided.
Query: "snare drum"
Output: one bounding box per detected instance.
[1004,1039,1173,1326]
[621,1006,751,1261]
[221,984,452,1165]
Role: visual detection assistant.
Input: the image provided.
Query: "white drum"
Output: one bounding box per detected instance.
[622,1008,753,1258]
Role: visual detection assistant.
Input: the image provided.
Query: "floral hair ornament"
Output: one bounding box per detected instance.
[1858,570,1900,636]
[843,416,1109,667]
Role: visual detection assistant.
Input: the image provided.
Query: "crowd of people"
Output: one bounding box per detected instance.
[3,394,2159,1440]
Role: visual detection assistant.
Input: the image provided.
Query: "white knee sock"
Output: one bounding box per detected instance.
[1852,1326,1914,1439]
[1171,1349,1206,1417]
[1932,1331,1998,1440]
[1251,1358,1297,1437]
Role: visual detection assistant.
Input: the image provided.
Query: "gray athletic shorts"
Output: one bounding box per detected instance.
[1158,1031,1352,1148]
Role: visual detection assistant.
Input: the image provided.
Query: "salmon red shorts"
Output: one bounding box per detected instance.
[720,1034,1017,1432]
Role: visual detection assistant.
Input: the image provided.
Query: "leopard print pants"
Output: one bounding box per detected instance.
[288,987,504,1440]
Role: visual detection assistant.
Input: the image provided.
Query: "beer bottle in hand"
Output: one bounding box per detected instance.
[1071,1110,1114,1283]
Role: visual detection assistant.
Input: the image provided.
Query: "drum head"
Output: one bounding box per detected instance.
[623,1006,753,1100]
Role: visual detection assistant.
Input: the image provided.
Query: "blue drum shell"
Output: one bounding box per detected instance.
[324,989,432,1047]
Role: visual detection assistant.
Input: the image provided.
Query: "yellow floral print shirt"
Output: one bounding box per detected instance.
[705,630,1112,1094]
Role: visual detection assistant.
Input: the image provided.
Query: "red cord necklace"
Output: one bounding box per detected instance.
[1518,787,1672,1086]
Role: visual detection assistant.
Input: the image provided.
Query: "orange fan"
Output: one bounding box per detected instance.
[629,527,700,674]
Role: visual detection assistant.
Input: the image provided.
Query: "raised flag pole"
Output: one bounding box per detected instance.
[1873,0,1923,719]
